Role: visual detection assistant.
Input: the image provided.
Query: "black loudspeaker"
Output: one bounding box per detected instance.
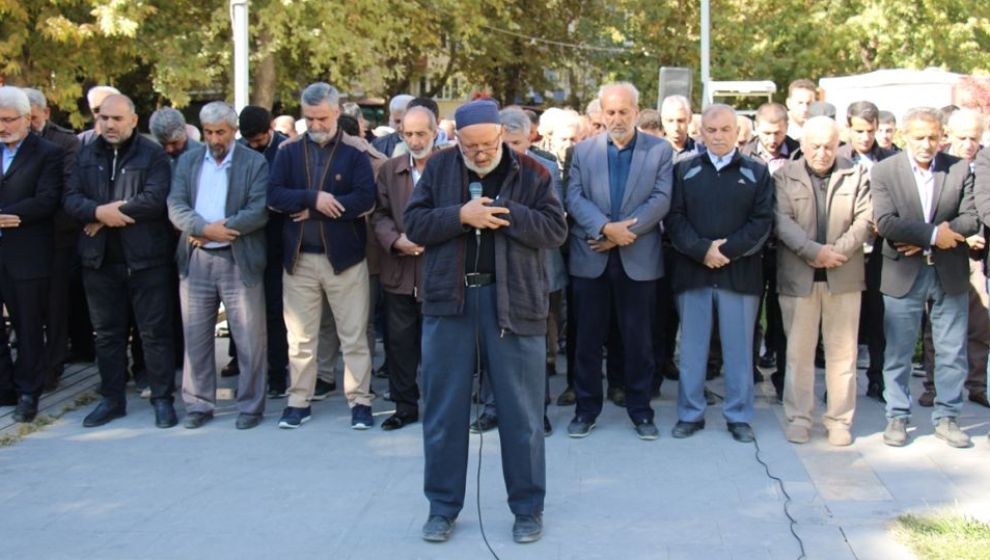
[657,67,693,110]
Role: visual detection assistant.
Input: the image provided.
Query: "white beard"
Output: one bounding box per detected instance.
[462,144,503,176]
[408,145,432,160]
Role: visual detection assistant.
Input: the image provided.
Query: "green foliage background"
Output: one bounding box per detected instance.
[2,0,989,125]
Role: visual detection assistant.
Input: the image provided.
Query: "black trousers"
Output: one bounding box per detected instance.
[572,252,656,423]
[0,267,49,397]
[860,248,885,384]
[384,291,421,416]
[759,248,786,366]
[45,247,73,382]
[83,264,176,404]
[67,252,94,359]
[653,248,678,389]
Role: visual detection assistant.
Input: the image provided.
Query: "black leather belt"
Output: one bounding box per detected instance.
[464,273,494,287]
[200,245,231,252]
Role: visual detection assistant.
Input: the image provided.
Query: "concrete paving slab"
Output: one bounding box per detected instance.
[5,339,990,559]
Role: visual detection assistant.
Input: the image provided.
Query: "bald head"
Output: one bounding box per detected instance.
[801,116,840,175]
[97,94,138,146]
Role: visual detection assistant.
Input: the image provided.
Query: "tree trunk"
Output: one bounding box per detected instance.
[251,30,276,110]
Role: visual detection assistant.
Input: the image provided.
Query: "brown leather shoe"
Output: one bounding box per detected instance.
[918,389,935,407]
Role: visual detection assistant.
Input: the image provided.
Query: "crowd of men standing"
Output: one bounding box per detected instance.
[1,76,990,544]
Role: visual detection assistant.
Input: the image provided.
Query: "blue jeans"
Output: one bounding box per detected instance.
[421,284,546,519]
[882,266,968,421]
[675,286,759,424]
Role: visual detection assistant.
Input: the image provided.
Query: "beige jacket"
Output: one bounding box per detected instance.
[774,157,873,297]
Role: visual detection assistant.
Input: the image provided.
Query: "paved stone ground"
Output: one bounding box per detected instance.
[2,341,990,560]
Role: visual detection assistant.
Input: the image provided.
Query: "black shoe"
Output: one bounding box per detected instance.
[184,411,214,429]
[83,399,126,428]
[567,416,596,438]
[267,385,288,399]
[469,413,498,434]
[220,358,239,377]
[512,513,543,544]
[12,395,38,423]
[546,362,557,377]
[866,381,885,402]
[0,390,17,407]
[671,420,705,439]
[153,400,177,429]
[235,413,263,430]
[311,378,336,401]
[728,422,755,443]
[918,389,936,407]
[544,416,553,437]
[607,386,626,407]
[634,419,659,440]
[704,387,719,405]
[422,515,455,542]
[381,413,418,431]
[969,392,990,408]
[556,386,576,406]
[663,360,680,381]
[758,354,776,369]
[374,363,389,379]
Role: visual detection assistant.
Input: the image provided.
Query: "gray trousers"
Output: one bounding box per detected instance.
[180,248,266,415]
[422,284,546,519]
[676,286,759,424]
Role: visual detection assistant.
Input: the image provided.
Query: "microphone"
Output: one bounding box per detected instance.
[468,181,483,239]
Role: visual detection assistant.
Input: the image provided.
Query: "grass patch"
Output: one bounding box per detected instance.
[0,392,99,448]
[894,513,990,560]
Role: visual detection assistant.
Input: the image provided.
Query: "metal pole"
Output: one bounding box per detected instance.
[700,0,710,108]
[230,0,249,112]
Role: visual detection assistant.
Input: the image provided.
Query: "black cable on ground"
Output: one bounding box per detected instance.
[474,385,500,560]
[472,281,501,560]
[753,435,807,560]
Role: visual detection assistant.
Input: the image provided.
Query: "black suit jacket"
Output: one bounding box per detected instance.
[0,133,63,279]
[41,122,83,248]
[872,150,977,297]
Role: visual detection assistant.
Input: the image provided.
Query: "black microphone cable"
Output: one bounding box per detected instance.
[710,376,807,559]
[469,229,501,560]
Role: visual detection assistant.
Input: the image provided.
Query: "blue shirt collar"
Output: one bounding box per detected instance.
[707,148,737,169]
[2,138,25,156]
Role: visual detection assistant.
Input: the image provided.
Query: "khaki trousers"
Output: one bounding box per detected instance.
[780,284,861,430]
[283,254,372,408]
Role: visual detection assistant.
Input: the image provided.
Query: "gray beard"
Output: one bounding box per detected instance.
[210,144,230,160]
[308,131,333,145]
[408,145,432,160]
[462,145,503,176]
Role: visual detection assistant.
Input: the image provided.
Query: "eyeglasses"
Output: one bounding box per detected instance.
[459,142,500,156]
